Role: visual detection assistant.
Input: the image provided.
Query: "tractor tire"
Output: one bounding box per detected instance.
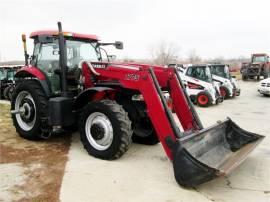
[196,92,211,107]
[3,86,11,100]
[79,100,132,160]
[120,99,160,145]
[220,86,230,99]
[11,80,49,140]
[132,121,159,145]
[264,72,269,79]
[7,86,14,101]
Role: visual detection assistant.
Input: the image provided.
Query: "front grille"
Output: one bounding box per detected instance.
[261,83,270,87]
[248,68,259,73]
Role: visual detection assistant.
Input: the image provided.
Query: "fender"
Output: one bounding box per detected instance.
[15,66,51,97]
[74,87,116,110]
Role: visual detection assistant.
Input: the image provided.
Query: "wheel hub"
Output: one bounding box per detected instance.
[20,98,35,123]
[85,112,114,151]
[90,123,105,140]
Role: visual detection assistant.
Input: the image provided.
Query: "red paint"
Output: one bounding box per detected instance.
[30,30,99,41]
[16,66,46,80]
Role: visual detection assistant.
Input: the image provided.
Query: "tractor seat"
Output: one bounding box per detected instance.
[66,66,82,86]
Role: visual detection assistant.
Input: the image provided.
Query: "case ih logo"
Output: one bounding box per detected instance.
[91,63,107,69]
[125,73,140,81]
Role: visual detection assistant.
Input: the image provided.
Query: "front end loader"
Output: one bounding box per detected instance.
[11,22,264,187]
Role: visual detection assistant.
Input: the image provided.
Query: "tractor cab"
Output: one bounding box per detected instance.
[251,53,269,64]
[210,64,230,80]
[28,31,122,95]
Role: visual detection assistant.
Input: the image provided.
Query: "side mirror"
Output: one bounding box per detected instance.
[115,41,123,49]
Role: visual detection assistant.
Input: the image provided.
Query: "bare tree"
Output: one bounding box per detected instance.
[150,41,180,65]
[187,49,201,63]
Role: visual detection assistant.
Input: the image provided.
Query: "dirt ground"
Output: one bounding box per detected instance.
[0,103,71,202]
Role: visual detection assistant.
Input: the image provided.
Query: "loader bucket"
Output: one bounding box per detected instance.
[172,118,264,187]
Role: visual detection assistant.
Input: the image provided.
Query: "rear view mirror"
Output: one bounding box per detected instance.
[115,41,123,49]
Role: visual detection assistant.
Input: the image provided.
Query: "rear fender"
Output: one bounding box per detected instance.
[15,67,51,97]
[74,87,116,110]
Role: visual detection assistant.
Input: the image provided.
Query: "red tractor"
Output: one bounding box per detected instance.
[241,53,270,80]
[11,22,264,187]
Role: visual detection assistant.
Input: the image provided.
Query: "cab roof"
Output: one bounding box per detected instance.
[30,30,99,41]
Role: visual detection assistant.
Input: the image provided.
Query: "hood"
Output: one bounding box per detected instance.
[260,78,270,83]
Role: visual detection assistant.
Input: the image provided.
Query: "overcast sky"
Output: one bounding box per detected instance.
[0,0,270,61]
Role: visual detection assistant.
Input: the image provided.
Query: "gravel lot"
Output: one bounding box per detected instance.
[0,80,269,202]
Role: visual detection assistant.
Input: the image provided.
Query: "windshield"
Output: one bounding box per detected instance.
[33,39,101,71]
[0,70,5,80]
[186,66,212,83]
[252,56,267,63]
[7,70,15,80]
[210,65,230,79]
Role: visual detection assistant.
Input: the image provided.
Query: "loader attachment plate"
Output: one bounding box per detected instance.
[172,118,264,187]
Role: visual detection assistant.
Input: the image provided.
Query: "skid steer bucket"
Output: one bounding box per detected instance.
[172,118,264,187]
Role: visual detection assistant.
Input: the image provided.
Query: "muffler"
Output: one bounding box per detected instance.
[172,118,264,187]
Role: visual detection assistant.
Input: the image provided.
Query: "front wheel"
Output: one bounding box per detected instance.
[79,100,132,160]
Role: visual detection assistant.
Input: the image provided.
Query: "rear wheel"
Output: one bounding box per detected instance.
[196,92,211,107]
[79,100,132,160]
[220,86,230,99]
[242,75,247,81]
[264,71,269,79]
[11,80,49,140]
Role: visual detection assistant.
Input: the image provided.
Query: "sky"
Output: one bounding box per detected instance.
[0,0,270,61]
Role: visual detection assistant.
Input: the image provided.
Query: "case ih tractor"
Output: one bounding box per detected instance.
[11,22,264,187]
[241,53,270,80]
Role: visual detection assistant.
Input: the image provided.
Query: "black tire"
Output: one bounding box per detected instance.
[3,86,11,100]
[132,120,159,145]
[264,72,269,79]
[7,86,14,101]
[196,91,211,107]
[79,100,132,160]
[120,99,160,145]
[220,86,230,99]
[242,75,247,81]
[11,80,49,140]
